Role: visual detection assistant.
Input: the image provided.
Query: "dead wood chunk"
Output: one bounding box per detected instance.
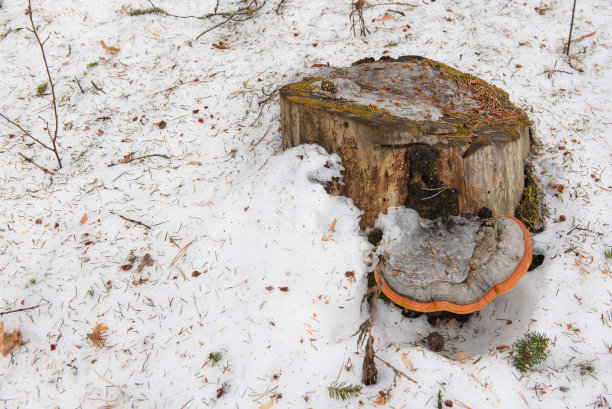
[280,56,532,228]
[426,331,445,352]
[137,253,154,272]
[362,336,378,385]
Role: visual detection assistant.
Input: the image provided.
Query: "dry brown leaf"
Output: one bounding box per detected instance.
[259,395,278,409]
[188,161,202,165]
[119,152,135,164]
[376,13,394,21]
[87,323,108,348]
[79,214,88,225]
[132,278,149,286]
[0,322,24,357]
[321,233,332,242]
[373,396,388,405]
[212,43,231,50]
[100,40,120,54]
[401,352,416,372]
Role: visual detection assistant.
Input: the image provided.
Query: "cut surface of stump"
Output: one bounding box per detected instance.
[373,207,532,314]
[280,56,532,228]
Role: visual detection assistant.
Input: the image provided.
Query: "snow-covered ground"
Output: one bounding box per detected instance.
[1,0,611,407]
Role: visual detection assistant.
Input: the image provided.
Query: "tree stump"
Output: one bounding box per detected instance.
[280,56,532,228]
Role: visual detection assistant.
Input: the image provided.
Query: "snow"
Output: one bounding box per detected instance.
[0,0,611,408]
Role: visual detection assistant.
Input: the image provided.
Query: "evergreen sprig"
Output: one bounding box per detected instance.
[208,351,223,366]
[512,332,550,372]
[327,381,363,401]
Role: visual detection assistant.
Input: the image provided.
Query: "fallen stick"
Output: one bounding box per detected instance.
[109,211,152,229]
[0,305,40,316]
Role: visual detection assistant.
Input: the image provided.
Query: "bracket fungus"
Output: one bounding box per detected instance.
[373,207,532,314]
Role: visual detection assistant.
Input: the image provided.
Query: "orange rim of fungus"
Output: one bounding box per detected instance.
[374,216,533,314]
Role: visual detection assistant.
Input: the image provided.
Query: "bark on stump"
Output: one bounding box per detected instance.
[280,56,532,228]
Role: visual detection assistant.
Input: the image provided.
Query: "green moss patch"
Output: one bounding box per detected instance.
[515,162,546,232]
[406,146,459,220]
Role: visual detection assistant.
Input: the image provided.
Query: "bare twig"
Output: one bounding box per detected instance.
[0,304,40,316]
[0,112,53,151]
[195,0,266,40]
[90,80,104,93]
[350,0,370,36]
[274,0,286,14]
[363,1,417,8]
[356,351,418,384]
[109,210,152,229]
[421,186,449,201]
[17,152,55,174]
[73,76,85,94]
[107,153,170,167]
[27,0,61,168]
[565,0,577,56]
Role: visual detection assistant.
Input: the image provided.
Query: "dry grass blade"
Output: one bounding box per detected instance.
[0,322,25,356]
[87,323,109,348]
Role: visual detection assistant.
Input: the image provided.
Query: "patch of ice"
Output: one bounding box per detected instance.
[375,207,480,286]
[311,78,443,120]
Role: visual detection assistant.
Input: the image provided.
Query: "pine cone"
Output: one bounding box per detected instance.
[321,79,338,94]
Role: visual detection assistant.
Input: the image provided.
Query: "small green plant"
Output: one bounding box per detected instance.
[36,82,48,95]
[29,278,36,285]
[327,381,362,401]
[129,7,165,16]
[579,361,596,377]
[208,351,223,366]
[327,367,363,401]
[385,40,399,47]
[512,332,550,372]
[86,61,99,68]
[605,248,612,260]
[127,251,137,264]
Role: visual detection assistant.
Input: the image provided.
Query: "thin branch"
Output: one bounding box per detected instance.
[421,187,449,201]
[274,0,286,14]
[27,0,61,168]
[0,112,53,151]
[565,0,577,56]
[196,0,266,40]
[107,153,170,167]
[350,0,370,37]
[109,211,152,229]
[18,152,55,174]
[0,304,40,316]
[195,14,236,40]
[90,80,104,93]
[364,1,417,8]
[372,353,418,383]
[74,77,85,94]
[144,0,206,20]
